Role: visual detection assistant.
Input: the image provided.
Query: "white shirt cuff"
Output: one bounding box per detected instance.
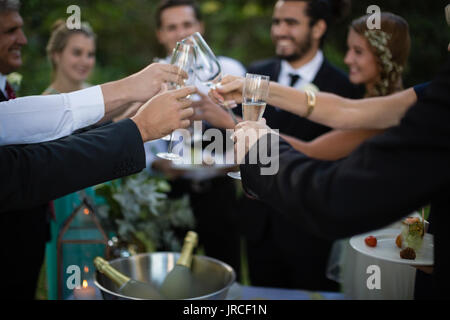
[0,85,105,146]
[68,85,105,130]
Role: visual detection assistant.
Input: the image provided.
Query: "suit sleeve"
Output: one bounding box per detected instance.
[0,119,146,213]
[240,57,450,240]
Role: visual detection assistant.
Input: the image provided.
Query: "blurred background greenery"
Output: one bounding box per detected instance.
[18,0,449,96]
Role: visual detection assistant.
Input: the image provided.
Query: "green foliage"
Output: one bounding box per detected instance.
[16,0,447,97]
[94,171,195,252]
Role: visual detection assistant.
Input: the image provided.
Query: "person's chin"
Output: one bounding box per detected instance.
[72,71,90,82]
[6,59,22,73]
[348,72,362,84]
[276,51,301,62]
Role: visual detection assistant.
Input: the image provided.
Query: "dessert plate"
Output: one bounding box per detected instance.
[350,228,434,266]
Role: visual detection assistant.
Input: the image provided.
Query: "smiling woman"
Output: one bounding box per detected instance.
[40,19,99,300]
[345,12,411,97]
[42,19,96,95]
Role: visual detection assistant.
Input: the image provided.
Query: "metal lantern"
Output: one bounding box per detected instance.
[57,195,109,299]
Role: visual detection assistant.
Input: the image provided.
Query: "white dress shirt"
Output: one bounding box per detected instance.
[278,50,324,89]
[0,85,105,146]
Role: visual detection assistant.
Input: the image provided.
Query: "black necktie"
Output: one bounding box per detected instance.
[289,73,301,87]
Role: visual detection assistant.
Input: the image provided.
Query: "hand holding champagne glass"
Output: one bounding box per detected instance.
[228,73,270,180]
[183,32,239,124]
[157,41,195,161]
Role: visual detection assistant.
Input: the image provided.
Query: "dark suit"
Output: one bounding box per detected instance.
[0,90,7,101]
[0,118,145,299]
[240,56,450,298]
[235,57,363,291]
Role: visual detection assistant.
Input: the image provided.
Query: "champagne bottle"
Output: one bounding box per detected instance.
[160,231,198,299]
[94,257,163,300]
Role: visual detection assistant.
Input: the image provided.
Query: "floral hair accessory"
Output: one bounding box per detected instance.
[364,30,404,96]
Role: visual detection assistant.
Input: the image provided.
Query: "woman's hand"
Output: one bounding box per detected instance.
[191,92,238,129]
[233,118,276,164]
[125,63,188,103]
[209,74,244,107]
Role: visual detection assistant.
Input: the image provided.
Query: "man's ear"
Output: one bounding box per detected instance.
[156,29,163,45]
[312,19,327,41]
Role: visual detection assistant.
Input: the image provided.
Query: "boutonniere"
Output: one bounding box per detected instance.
[301,82,319,93]
[7,72,23,92]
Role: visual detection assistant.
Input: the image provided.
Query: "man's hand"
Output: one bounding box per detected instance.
[101,63,188,118]
[209,74,244,107]
[233,118,275,164]
[124,63,188,102]
[191,92,238,129]
[131,86,196,142]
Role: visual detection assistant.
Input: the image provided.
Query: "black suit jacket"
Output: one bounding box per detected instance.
[237,57,362,242]
[234,57,362,290]
[0,117,146,298]
[0,119,146,212]
[241,56,450,298]
[0,90,7,101]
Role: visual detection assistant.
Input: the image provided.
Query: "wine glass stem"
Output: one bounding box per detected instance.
[224,106,238,125]
[167,132,175,153]
[214,76,238,125]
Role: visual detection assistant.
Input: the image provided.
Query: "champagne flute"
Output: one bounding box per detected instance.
[153,57,173,141]
[157,42,195,161]
[228,73,270,180]
[183,32,238,124]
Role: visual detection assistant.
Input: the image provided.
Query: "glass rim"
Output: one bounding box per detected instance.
[245,73,270,81]
[174,41,193,49]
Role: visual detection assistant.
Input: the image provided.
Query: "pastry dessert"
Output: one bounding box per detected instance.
[396,216,425,260]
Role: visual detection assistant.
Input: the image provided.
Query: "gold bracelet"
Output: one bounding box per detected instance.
[304,89,316,118]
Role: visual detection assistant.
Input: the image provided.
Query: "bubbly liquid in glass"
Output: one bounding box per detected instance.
[242,102,267,121]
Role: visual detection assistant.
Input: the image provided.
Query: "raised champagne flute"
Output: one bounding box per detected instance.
[228,73,270,180]
[152,57,172,142]
[157,41,195,161]
[182,32,238,124]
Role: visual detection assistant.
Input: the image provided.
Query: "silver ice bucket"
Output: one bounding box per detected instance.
[94,252,236,300]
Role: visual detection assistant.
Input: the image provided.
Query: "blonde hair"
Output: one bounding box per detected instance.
[46,19,96,77]
[351,12,410,97]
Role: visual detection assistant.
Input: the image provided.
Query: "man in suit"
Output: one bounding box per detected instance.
[0,0,194,299]
[237,0,362,291]
[1,84,195,299]
[148,0,245,277]
[0,0,52,300]
[235,54,450,299]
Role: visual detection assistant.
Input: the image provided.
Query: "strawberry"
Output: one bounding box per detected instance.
[365,236,377,247]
